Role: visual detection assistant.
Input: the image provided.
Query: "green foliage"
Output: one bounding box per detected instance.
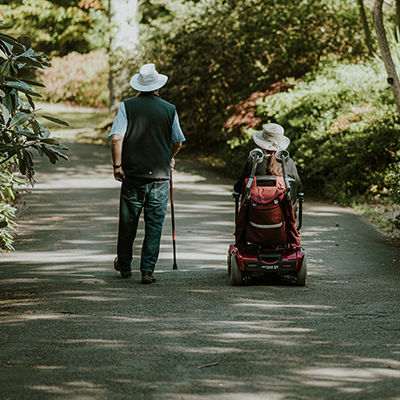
[38,50,109,108]
[390,213,400,229]
[142,0,366,150]
[0,0,108,56]
[140,0,175,25]
[0,25,70,185]
[386,160,400,204]
[225,62,400,203]
[0,166,23,252]
[0,25,70,252]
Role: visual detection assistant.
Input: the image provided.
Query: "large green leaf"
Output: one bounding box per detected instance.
[46,146,69,161]
[0,41,13,56]
[29,119,42,136]
[3,93,12,114]
[41,138,61,145]
[17,36,32,50]
[19,79,45,88]
[10,89,21,111]
[34,121,51,138]
[0,144,14,154]
[10,62,18,75]
[0,60,9,76]
[25,94,36,110]
[37,114,69,127]
[0,33,25,53]
[51,140,69,151]
[11,140,21,160]
[9,112,31,128]
[33,144,43,157]
[41,146,58,164]
[3,80,41,97]
[17,56,44,69]
[22,148,34,181]
[2,104,10,124]
[17,49,35,58]
[19,158,26,175]
[14,129,40,140]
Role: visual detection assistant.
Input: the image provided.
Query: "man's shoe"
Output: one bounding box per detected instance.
[142,271,154,284]
[114,257,132,278]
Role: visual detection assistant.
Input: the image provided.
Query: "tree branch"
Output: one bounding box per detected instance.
[373,0,400,116]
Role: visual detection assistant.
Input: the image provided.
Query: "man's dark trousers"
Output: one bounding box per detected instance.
[117,179,169,274]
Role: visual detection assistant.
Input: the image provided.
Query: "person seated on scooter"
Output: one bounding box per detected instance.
[233,123,303,197]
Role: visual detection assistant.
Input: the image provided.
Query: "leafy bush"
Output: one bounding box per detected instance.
[0,167,24,251]
[224,62,400,202]
[38,50,109,108]
[0,25,69,251]
[141,0,366,151]
[0,27,69,183]
[385,160,400,204]
[0,0,108,56]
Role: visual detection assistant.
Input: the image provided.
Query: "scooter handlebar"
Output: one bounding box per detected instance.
[275,149,290,164]
[249,148,264,164]
[274,148,292,202]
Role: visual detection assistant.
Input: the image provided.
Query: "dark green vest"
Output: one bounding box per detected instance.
[122,93,175,181]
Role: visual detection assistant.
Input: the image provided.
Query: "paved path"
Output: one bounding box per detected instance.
[1,143,400,400]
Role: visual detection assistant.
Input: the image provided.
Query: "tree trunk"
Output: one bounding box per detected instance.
[108,0,139,114]
[396,0,400,36]
[373,0,400,116]
[356,0,375,56]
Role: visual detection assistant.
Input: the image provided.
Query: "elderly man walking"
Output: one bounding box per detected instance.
[109,63,186,284]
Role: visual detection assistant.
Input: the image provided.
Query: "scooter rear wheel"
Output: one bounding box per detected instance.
[230,253,244,286]
[295,255,307,286]
[227,249,232,273]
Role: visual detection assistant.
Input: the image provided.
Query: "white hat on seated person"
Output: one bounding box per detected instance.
[253,123,290,151]
[130,63,168,92]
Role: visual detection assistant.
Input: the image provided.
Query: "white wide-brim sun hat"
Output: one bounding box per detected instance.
[130,63,168,92]
[253,123,290,151]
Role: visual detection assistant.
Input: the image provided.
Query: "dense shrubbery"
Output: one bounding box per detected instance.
[386,160,400,205]
[142,0,365,151]
[0,168,24,251]
[0,27,69,251]
[224,62,400,203]
[38,50,109,108]
[0,0,108,57]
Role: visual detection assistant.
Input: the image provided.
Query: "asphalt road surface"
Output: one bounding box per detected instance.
[1,142,400,400]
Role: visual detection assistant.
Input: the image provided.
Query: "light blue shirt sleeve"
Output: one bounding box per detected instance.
[109,102,186,144]
[109,102,128,138]
[172,112,186,143]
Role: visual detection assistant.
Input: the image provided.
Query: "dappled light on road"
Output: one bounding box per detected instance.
[1,143,400,399]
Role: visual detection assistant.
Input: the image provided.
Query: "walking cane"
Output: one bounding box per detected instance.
[170,171,178,270]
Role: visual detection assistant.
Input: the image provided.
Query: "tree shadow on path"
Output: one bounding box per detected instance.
[1,143,400,400]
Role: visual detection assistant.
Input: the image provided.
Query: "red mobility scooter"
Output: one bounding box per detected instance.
[228,148,306,286]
